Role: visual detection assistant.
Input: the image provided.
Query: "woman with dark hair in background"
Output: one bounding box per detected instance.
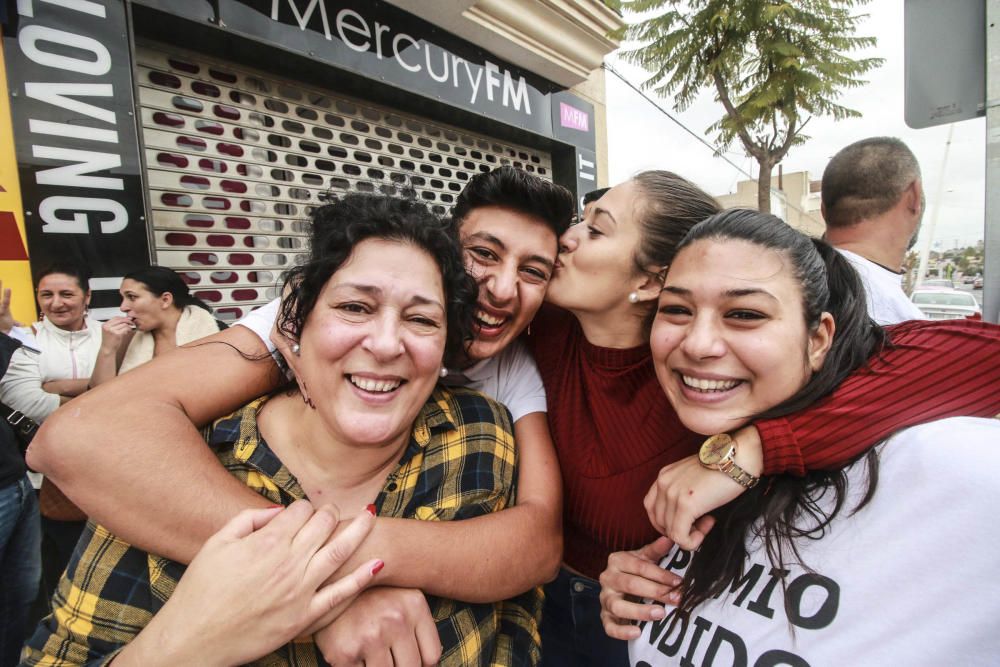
[89,266,222,387]
[603,209,1000,663]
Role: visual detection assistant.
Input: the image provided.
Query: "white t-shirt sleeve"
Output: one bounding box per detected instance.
[235,298,280,353]
[494,340,547,423]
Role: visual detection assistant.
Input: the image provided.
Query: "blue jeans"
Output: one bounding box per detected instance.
[540,567,629,666]
[0,475,41,667]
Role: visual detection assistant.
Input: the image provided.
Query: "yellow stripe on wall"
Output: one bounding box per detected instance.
[0,26,37,325]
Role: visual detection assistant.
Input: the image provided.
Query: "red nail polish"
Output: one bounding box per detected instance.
[267,504,283,509]
[371,560,385,576]
[365,504,377,516]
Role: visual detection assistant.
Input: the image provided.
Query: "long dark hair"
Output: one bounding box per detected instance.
[277,193,477,366]
[124,266,213,313]
[670,209,889,619]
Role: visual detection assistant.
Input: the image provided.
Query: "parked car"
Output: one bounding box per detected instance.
[973,276,983,289]
[962,275,975,284]
[911,288,982,320]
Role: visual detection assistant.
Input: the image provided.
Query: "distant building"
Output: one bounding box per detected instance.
[716,170,826,237]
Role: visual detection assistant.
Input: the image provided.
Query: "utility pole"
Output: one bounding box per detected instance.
[986,0,1000,321]
[915,124,954,288]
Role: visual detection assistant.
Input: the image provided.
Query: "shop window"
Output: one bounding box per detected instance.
[265,99,289,113]
[230,91,255,105]
[177,136,206,151]
[199,158,226,173]
[209,68,237,84]
[153,111,185,128]
[162,193,192,207]
[184,214,214,228]
[211,271,239,283]
[213,105,240,121]
[228,253,254,265]
[149,71,181,88]
[207,235,235,247]
[204,196,230,210]
[169,58,199,74]
[225,217,251,230]
[157,153,188,168]
[232,289,258,301]
[259,219,283,232]
[165,232,196,246]
[193,81,221,97]
[172,96,203,112]
[180,175,210,190]
[188,252,219,266]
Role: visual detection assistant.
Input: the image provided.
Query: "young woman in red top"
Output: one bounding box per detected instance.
[527,171,1000,666]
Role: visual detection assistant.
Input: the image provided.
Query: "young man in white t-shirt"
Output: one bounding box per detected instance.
[821,137,927,325]
[29,166,576,663]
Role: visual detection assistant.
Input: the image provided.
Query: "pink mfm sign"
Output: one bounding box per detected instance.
[559,102,589,131]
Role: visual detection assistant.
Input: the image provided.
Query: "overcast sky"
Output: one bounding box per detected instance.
[604,0,986,249]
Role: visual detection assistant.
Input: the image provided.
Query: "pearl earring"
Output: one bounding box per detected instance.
[628,292,639,304]
[291,343,300,356]
[440,367,448,378]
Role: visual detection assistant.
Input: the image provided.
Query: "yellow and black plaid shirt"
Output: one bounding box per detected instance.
[22,387,542,666]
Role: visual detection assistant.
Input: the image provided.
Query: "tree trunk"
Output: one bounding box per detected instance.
[756,159,773,213]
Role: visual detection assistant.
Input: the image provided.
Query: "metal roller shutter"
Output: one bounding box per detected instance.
[135,42,554,321]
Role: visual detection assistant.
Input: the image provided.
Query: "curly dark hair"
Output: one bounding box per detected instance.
[452,165,575,238]
[277,193,478,366]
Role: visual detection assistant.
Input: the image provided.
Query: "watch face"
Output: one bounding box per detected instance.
[700,434,734,466]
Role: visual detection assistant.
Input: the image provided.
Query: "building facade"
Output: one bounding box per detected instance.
[716,169,826,237]
[0,0,622,321]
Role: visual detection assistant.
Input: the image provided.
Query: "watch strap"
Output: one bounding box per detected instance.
[718,458,759,489]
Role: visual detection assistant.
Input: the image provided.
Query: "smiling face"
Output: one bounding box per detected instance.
[295,238,446,449]
[651,238,833,435]
[547,180,647,316]
[459,205,558,363]
[36,273,90,332]
[119,278,173,332]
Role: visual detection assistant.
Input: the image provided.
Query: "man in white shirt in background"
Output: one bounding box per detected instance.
[821,136,927,325]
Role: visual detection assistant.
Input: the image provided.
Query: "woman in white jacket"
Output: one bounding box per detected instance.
[0,262,102,612]
[0,265,101,421]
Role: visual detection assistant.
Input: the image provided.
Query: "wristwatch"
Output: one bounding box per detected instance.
[698,434,760,489]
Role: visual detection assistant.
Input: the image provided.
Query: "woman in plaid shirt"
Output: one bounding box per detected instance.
[22,194,538,666]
